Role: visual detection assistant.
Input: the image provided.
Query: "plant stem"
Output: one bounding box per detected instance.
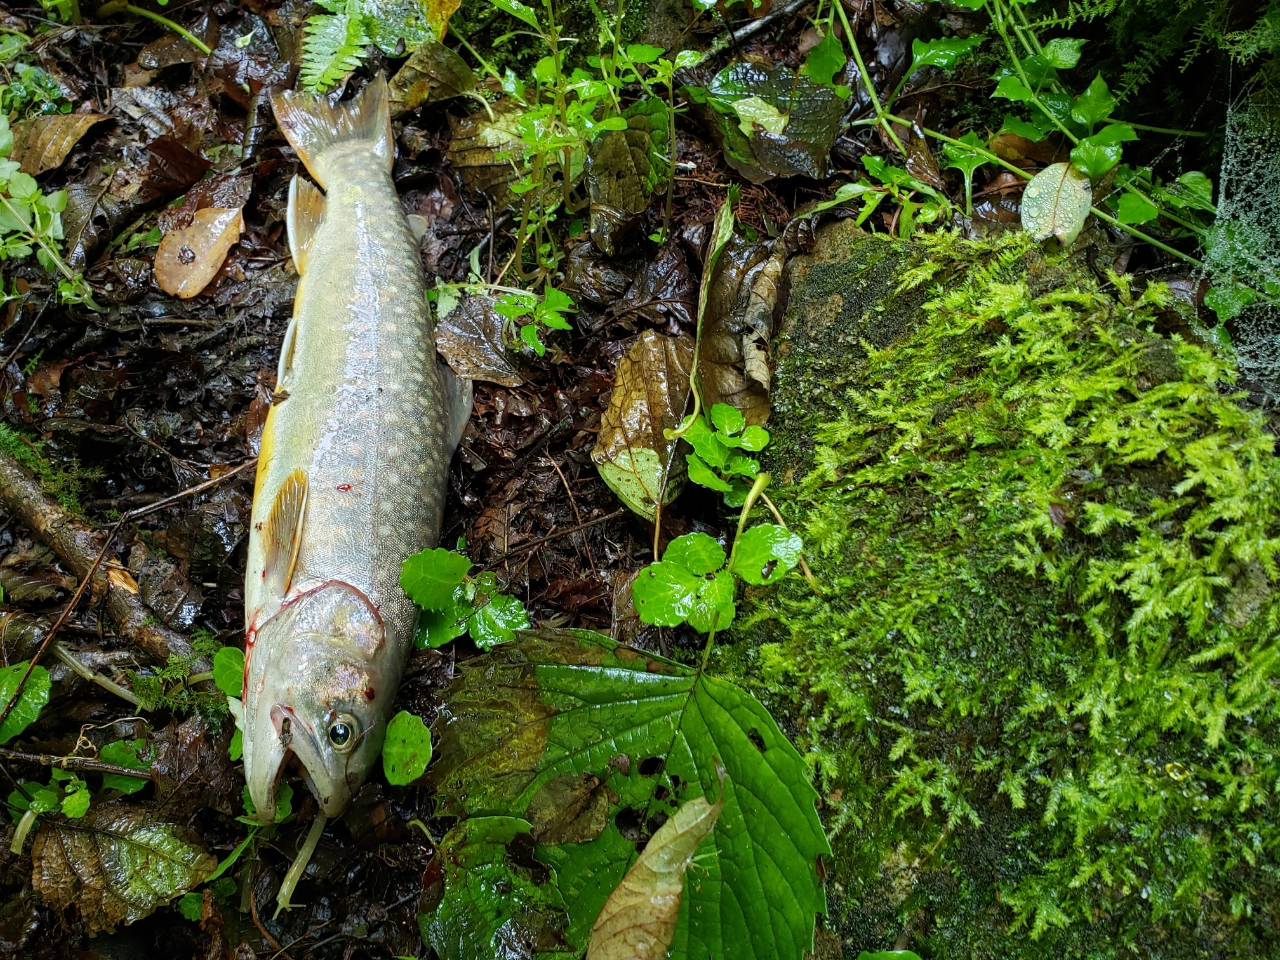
[1125,121,1207,137]
[275,814,327,918]
[98,2,212,56]
[834,0,906,155]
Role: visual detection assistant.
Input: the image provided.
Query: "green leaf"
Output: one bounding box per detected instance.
[686,570,735,633]
[414,589,470,648]
[61,779,90,818]
[299,13,368,93]
[177,891,202,922]
[212,646,244,698]
[731,524,803,585]
[732,96,787,136]
[710,402,746,436]
[241,781,292,824]
[631,558,705,626]
[228,728,242,762]
[1000,111,1056,141]
[1070,73,1116,130]
[383,710,433,786]
[1117,192,1159,224]
[910,35,984,74]
[8,783,58,818]
[686,451,733,492]
[419,816,566,960]
[992,75,1034,103]
[1070,136,1122,180]
[1041,37,1086,69]
[682,414,729,470]
[427,630,830,960]
[491,0,540,28]
[1021,162,1093,247]
[401,547,474,611]
[626,43,665,64]
[665,532,726,576]
[469,593,530,649]
[100,738,152,794]
[1205,282,1256,322]
[0,660,50,744]
[802,30,847,91]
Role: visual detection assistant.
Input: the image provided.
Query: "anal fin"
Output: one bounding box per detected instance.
[287,176,326,275]
[263,469,307,603]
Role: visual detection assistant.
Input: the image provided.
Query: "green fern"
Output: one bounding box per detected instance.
[300,12,369,93]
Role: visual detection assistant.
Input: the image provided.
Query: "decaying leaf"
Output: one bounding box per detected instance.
[428,629,830,958]
[592,330,695,520]
[693,62,847,183]
[587,97,670,256]
[389,40,475,115]
[12,113,108,175]
[420,816,569,960]
[526,771,611,844]
[31,801,216,934]
[447,100,525,208]
[587,795,723,960]
[153,206,244,299]
[434,294,524,386]
[425,0,463,41]
[1021,161,1092,248]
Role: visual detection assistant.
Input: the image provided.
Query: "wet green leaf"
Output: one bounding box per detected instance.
[687,451,733,492]
[177,891,202,921]
[32,802,217,934]
[1070,136,1123,179]
[8,783,58,818]
[665,531,726,575]
[1021,162,1093,247]
[710,402,745,436]
[1205,282,1256,322]
[212,646,244,698]
[1071,74,1116,130]
[1117,192,1159,224]
[732,96,787,136]
[100,739,152,795]
[0,660,50,744]
[802,30,847,92]
[1042,37,1087,69]
[470,593,530,649]
[61,779,90,818]
[401,547,474,611]
[414,589,470,648]
[910,35,984,74]
[992,75,1035,103]
[228,728,242,762]
[731,524,803,586]
[419,816,567,960]
[383,710,433,786]
[428,630,830,960]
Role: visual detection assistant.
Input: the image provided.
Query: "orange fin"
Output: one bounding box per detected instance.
[270,74,393,188]
[263,469,307,602]
[287,175,326,274]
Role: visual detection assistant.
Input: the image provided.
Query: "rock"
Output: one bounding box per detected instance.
[725,219,1280,957]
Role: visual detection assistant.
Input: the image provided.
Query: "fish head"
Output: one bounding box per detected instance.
[242,581,390,822]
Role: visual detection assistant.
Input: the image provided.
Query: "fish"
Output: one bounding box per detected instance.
[227,75,470,823]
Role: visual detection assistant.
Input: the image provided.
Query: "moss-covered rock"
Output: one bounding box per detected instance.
[722,220,1280,958]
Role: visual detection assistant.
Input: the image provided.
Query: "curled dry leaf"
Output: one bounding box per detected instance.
[12,113,108,175]
[31,801,216,934]
[434,294,524,386]
[587,795,723,960]
[1021,161,1093,248]
[153,206,244,299]
[591,330,695,520]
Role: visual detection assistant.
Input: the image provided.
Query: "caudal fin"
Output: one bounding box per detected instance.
[271,74,392,189]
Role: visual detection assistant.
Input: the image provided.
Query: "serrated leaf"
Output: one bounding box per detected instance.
[100,739,152,795]
[299,13,369,93]
[587,97,671,255]
[592,331,694,520]
[588,795,722,959]
[32,802,216,934]
[414,588,471,648]
[631,558,706,626]
[665,532,726,576]
[731,524,803,586]
[0,660,50,744]
[1021,162,1092,247]
[419,816,567,960]
[177,891,202,921]
[401,547,474,611]
[709,403,745,436]
[428,630,830,960]
[383,710,433,785]
[212,646,244,698]
[470,593,530,649]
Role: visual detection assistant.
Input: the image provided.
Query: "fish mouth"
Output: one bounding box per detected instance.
[249,704,352,820]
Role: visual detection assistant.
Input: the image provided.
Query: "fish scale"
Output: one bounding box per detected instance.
[231,75,469,822]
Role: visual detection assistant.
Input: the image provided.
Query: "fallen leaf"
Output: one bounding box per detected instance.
[446,99,525,209]
[613,242,696,327]
[11,114,108,175]
[591,330,694,520]
[154,206,244,299]
[62,180,127,271]
[587,97,670,256]
[586,795,723,960]
[1021,161,1092,248]
[426,0,462,40]
[434,294,524,386]
[148,714,239,816]
[31,801,216,934]
[526,771,611,844]
[389,39,475,115]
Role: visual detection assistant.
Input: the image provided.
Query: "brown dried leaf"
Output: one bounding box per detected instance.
[526,771,611,845]
[31,801,216,934]
[389,39,474,115]
[149,714,239,816]
[586,796,722,960]
[435,295,524,386]
[446,99,525,208]
[591,331,694,520]
[11,113,108,175]
[154,206,244,299]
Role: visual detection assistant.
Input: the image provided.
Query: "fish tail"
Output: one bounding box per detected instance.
[270,74,392,189]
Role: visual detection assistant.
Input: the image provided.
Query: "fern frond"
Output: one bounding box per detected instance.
[299,13,369,93]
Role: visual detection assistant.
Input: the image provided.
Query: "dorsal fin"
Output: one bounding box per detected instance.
[287,176,326,275]
[262,469,307,603]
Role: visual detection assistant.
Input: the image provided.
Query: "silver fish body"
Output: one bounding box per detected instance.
[231,76,467,821]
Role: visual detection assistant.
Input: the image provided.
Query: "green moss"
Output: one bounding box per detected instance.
[723,224,1280,958]
[0,422,100,515]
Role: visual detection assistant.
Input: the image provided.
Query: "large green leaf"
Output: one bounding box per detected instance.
[427,629,829,960]
[0,660,50,744]
[587,96,671,255]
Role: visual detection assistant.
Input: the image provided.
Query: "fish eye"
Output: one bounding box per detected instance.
[327,715,358,751]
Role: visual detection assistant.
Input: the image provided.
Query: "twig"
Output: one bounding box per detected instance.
[0,455,257,731]
[691,0,813,67]
[0,290,56,372]
[250,871,290,960]
[543,455,596,572]
[480,509,626,571]
[0,745,151,780]
[52,641,142,706]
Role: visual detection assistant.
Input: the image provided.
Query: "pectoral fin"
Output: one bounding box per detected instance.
[262,469,307,603]
[287,176,326,275]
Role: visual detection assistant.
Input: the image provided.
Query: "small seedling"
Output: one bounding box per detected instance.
[401,546,531,649]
